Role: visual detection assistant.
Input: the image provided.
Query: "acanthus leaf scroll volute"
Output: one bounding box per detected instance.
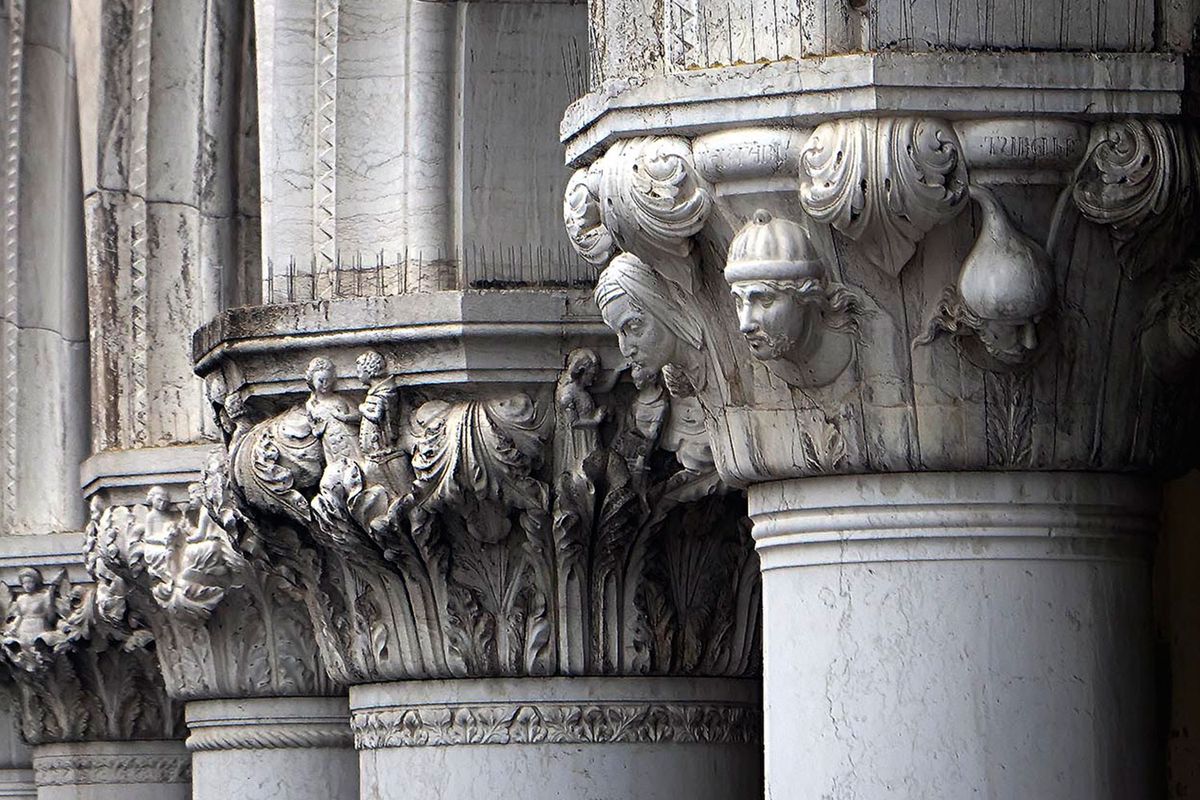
[219,350,760,683]
[798,116,970,277]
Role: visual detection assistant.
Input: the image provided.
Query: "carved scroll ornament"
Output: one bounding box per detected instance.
[799,116,970,277]
[1072,119,1200,279]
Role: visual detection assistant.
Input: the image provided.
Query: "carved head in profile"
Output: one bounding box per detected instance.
[917,185,1055,368]
[356,351,387,385]
[305,357,337,395]
[594,253,704,388]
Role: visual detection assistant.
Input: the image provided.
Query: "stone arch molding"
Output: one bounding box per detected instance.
[565,116,1200,483]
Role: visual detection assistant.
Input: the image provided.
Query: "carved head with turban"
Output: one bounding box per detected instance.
[594,253,704,387]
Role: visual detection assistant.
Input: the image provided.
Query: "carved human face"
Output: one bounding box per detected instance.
[977,318,1039,365]
[309,366,334,395]
[600,294,678,378]
[19,575,35,592]
[730,282,814,361]
[148,488,170,512]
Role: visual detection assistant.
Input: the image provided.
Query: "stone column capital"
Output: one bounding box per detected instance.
[0,568,183,746]
[84,463,338,701]
[567,115,1200,483]
[192,292,761,686]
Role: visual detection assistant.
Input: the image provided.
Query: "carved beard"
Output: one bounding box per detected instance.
[743,329,796,361]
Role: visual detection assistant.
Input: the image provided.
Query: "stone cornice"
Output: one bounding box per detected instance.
[191,290,612,392]
[562,52,1185,164]
[0,533,86,584]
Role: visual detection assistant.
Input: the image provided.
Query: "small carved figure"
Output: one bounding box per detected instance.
[725,210,863,387]
[1,567,73,670]
[305,357,362,462]
[355,351,414,497]
[594,253,706,395]
[916,184,1055,369]
[223,391,254,445]
[140,485,176,546]
[357,352,397,456]
[554,348,609,506]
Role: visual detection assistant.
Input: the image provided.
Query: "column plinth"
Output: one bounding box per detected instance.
[750,471,1158,799]
[30,741,189,800]
[352,677,762,800]
[186,696,357,800]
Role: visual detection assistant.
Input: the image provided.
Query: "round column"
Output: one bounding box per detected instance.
[0,769,35,799]
[31,741,189,800]
[352,677,762,800]
[186,697,358,800]
[750,471,1157,800]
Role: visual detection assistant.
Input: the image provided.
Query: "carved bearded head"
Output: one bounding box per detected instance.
[594,253,704,385]
[726,211,859,362]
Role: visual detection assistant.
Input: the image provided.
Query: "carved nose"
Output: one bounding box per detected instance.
[1021,322,1038,350]
[739,312,759,335]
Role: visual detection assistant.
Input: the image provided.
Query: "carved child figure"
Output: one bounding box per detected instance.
[1,567,73,669]
[305,356,362,463]
[355,351,413,496]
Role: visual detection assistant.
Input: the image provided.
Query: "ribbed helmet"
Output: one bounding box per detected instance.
[725,209,824,283]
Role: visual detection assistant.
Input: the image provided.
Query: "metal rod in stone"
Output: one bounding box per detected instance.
[772,0,780,60]
[267,257,274,302]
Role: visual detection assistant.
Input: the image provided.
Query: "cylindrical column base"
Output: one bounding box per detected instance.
[751,471,1158,800]
[0,768,35,799]
[351,676,763,800]
[31,741,189,800]
[186,696,358,800]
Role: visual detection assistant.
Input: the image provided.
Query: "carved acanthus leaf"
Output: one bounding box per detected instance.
[799,116,969,276]
[597,136,714,292]
[1072,119,1200,279]
[410,394,549,543]
[564,165,616,267]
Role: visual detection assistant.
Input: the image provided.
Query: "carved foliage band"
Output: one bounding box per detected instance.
[32,753,191,786]
[352,702,761,749]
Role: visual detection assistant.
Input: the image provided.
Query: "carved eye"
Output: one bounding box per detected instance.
[625,319,644,335]
[760,296,774,308]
